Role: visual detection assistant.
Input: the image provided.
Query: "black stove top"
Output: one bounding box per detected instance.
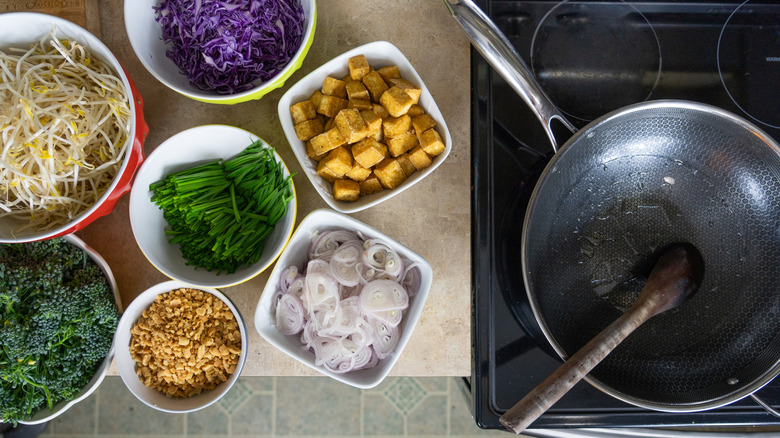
[469,0,780,430]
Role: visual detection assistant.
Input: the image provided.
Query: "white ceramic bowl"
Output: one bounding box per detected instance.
[0,12,147,242]
[277,41,452,214]
[129,125,296,288]
[254,208,433,389]
[16,234,120,425]
[114,280,248,413]
[124,0,317,104]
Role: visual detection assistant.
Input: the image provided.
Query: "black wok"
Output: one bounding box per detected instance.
[446,0,780,419]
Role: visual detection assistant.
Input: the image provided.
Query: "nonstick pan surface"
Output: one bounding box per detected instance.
[523,100,780,410]
[446,0,780,411]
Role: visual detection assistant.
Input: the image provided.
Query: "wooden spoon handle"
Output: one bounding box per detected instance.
[499,299,657,434]
[499,244,703,434]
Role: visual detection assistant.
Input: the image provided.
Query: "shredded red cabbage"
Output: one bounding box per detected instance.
[154,0,306,94]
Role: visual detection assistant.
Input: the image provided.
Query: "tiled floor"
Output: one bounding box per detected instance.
[31,377,507,437]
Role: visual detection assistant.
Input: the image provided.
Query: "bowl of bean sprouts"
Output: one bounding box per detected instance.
[0,13,147,243]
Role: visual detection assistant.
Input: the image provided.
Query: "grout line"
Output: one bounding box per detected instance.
[446,378,452,436]
[444,378,452,436]
[271,377,277,438]
[94,382,100,436]
[360,385,365,437]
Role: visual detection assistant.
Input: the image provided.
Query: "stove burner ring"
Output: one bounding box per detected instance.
[718,0,780,130]
[529,0,662,123]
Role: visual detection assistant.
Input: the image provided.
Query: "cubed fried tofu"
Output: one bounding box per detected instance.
[294,118,324,141]
[317,95,348,118]
[362,71,389,102]
[396,153,416,177]
[412,114,437,138]
[388,78,422,104]
[306,140,327,161]
[341,74,356,84]
[310,90,325,110]
[348,55,371,81]
[323,116,335,131]
[322,76,347,98]
[383,114,412,138]
[290,100,317,125]
[376,65,401,83]
[408,145,432,170]
[345,161,372,182]
[322,146,353,177]
[317,160,340,184]
[371,103,390,119]
[360,110,383,138]
[333,179,361,202]
[380,86,414,117]
[419,128,446,157]
[374,157,407,189]
[346,81,370,101]
[347,99,372,111]
[310,127,346,156]
[407,104,425,118]
[359,173,384,196]
[386,130,419,157]
[334,108,369,144]
[352,137,388,168]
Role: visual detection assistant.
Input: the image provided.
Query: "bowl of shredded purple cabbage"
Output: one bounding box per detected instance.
[125,0,316,104]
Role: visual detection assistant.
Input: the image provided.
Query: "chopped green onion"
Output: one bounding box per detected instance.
[149,140,294,274]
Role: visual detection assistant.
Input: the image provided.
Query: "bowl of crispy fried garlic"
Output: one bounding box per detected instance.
[114,280,247,413]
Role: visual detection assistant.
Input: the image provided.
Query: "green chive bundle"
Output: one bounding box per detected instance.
[149,140,294,274]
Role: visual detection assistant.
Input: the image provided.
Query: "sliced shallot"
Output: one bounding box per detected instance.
[274,227,422,373]
[276,294,305,335]
[369,316,401,360]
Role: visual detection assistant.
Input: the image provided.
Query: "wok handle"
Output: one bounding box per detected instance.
[499,298,658,434]
[750,394,780,418]
[443,0,576,151]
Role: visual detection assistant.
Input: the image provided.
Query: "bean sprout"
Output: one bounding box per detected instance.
[0,31,130,233]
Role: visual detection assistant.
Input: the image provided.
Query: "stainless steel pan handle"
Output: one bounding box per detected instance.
[444,0,576,151]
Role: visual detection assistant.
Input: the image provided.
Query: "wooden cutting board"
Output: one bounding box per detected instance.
[1,0,101,36]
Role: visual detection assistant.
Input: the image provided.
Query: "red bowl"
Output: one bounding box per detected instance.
[49,67,148,239]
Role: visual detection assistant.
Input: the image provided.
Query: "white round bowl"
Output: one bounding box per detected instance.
[124,0,317,104]
[129,125,296,288]
[277,41,452,214]
[0,12,147,242]
[254,208,433,389]
[114,280,248,413]
[15,234,120,425]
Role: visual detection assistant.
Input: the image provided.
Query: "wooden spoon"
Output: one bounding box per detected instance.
[499,243,705,434]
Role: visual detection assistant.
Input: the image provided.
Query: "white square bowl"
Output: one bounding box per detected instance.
[254,208,433,388]
[277,41,452,213]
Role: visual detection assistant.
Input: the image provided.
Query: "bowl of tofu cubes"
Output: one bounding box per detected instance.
[277,41,451,213]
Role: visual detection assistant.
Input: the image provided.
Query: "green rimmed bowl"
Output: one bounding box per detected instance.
[124,0,316,104]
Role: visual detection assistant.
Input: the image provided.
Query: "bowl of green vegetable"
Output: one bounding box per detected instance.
[129,125,296,288]
[0,235,121,425]
[124,0,316,104]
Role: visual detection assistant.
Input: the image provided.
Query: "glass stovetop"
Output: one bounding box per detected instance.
[470,0,780,430]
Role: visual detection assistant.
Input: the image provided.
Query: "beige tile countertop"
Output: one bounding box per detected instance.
[74,0,472,377]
